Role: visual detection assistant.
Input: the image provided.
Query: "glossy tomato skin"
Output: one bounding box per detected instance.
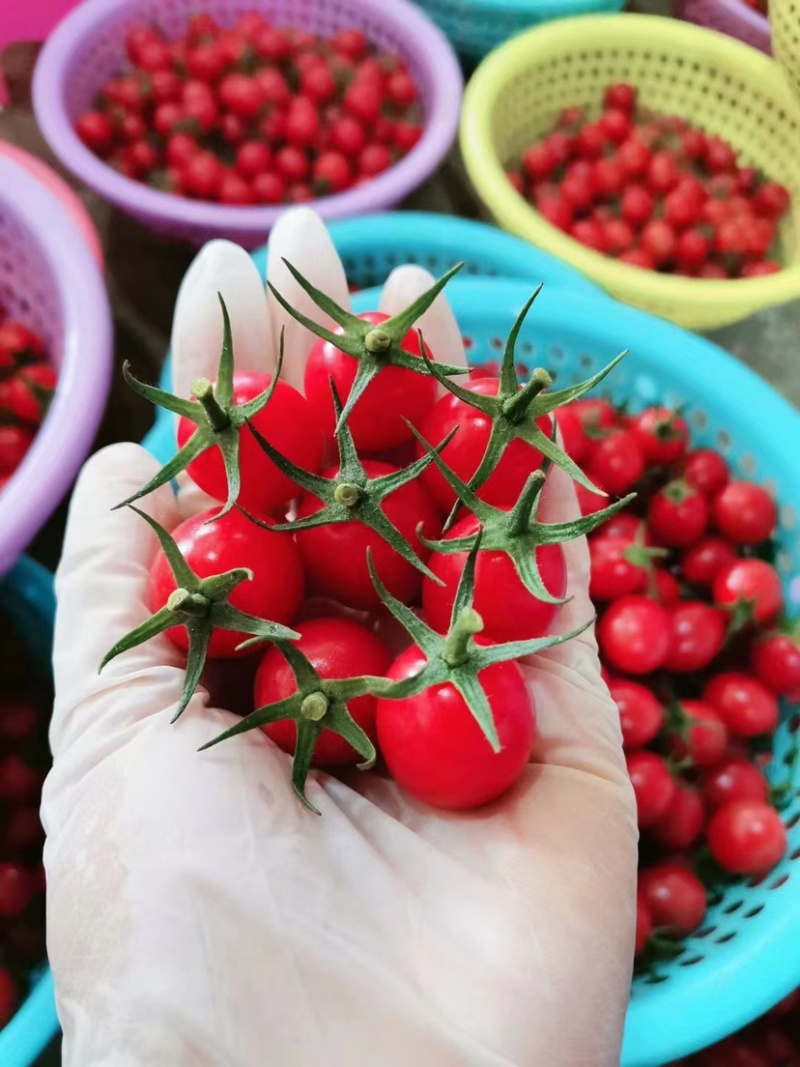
[662,601,726,673]
[304,311,436,454]
[713,558,783,624]
[650,781,706,850]
[703,671,779,737]
[707,800,787,874]
[681,537,737,588]
[149,508,303,657]
[668,700,728,768]
[376,643,535,809]
[422,513,567,642]
[712,480,777,544]
[589,536,648,601]
[255,618,391,766]
[751,633,800,695]
[417,377,551,511]
[608,678,663,748]
[639,863,707,935]
[703,759,769,808]
[626,750,676,827]
[295,459,441,610]
[177,372,324,513]
[597,595,671,675]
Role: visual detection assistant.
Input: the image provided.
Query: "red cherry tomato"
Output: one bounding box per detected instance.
[630,406,689,465]
[255,618,391,766]
[703,672,779,737]
[635,893,653,956]
[639,863,707,935]
[149,508,303,657]
[609,679,664,748]
[0,756,43,803]
[751,633,800,695]
[651,568,682,605]
[650,781,706,850]
[417,377,550,511]
[304,311,436,454]
[713,481,777,544]
[681,537,738,588]
[598,595,671,675]
[571,397,617,435]
[0,425,35,473]
[713,558,783,624]
[586,429,646,494]
[682,448,730,497]
[422,513,566,642]
[707,800,787,874]
[703,759,769,808]
[669,700,728,768]
[589,536,651,601]
[598,512,644,542]
[295,459,440,610]
[553,405,588,463]
[177,372,324,514]
[627,750,676,827]
[376,644,535,809]
[648,480,709,548]
[662,601,726,673]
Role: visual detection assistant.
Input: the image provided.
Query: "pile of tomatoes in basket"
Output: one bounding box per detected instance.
[0,315,55,493]
[551,394,796,957]
[75,12,422,205]
[506,83,790,278]
[0,619,49,1029]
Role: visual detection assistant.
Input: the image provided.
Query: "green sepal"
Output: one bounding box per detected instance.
[267,259,467,436]
[99,506,300,723]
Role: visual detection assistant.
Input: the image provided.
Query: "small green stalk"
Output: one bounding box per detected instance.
[267,258,468,436]
[199,640,393,814]
[115,295,282,517]
[418,288,628,517]
[371,538,594,750]
[409,423,635,606]
[99,507,300,723]
[242,378,454,585]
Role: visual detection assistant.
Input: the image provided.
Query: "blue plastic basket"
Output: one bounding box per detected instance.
[0,556,60,1066]
[145,278,800,1066]
[413,0,625,61]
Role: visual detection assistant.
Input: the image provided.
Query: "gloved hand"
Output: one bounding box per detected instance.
[44,208,638,1067]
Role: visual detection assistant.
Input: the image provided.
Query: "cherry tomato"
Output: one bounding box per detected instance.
[0,425,35,473]
[598,512,644,542]
[589,536,652,601]
[703,759,769,808]
[652,567,680,603]
[713,481,777,545]
[554,405,588,463]
[650,781,706,850]
[639,863,706,936]
[713,558,783,624]
[635,893,653,956]
[669,700,728,767]
[627,750,676,827]
[0,756,42,803]
[662,601,726,673]
[422,513,566,642]
[707,800,786,874]
[648,480,709,548]
[418,377,550,511]
[630,407,689,465]
[571,397,617,435]
[598,595,671,675]
[377,644,535,809]
[609,679,664,748]
[177,372,324,514]
[303,312,436,454]
[149,508,303,658]
[751,633,800,695]
[295,459,441,610]
[255,618,390,766]
[681,537,738,588]
[586,429,646,494]
[683,449,730,498]
[703,672,779,737]
[0,862,31,918]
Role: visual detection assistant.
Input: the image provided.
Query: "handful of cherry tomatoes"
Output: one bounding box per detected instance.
[75,12,422,206]
[0,315,55,494]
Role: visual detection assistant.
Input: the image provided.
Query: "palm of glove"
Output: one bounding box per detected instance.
[44,210,637,1067]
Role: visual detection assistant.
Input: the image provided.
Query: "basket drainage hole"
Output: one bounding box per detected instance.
[722,900,744,914]
[643,974,669,985]
[743,905,764,919]
[692,926,715,939]
[787,813,800,830]
[769,874,790,890]
[679,955,704,966]
[714,931,737,944]
[790,847,800,861]
[490,336,503,350]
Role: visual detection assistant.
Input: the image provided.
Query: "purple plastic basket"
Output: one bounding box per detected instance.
[672,0,770,54]
[32,0,463,249]
[0,156,112,577]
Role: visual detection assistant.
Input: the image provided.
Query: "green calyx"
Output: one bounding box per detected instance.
[115,294,280,517]
[99,506,299,724]
[370,537,594,751]
[199,640,392,814]
[411,422,636,606]
[242,375,454,586]
[267,258,468,436]
[419,287,628,515]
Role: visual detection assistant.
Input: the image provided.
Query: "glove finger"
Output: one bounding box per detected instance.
[378,265,467,392]
[266,207,350,394]
[51,444,188,758]
[171,240,273,401]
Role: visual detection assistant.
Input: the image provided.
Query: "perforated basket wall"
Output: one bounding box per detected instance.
[671,0,770,54]
[460,13,800,330]
[771,0,800,101]
[33,0,462,248]
[414,0,624,61]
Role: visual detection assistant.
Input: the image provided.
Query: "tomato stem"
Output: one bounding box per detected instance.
[300,692,329,721]
[364,328,391,354]
[501,368,552,424]
[442,608,484,667]
[167,588,210,618]
[191,377,230,432]
[333,482,364,507]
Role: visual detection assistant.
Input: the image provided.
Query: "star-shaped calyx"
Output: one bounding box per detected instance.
[419,288,628,512]
[267,258,467,435]
[199,639,392,814]
[116,294,279,516]
[100,506,299,723]
[243,379,454,585]
[410,423,636,605]
[370,539,593,750]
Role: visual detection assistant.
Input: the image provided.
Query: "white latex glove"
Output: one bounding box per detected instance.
[44,211,638,1067]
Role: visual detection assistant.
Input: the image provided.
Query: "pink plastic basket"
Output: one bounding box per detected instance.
[672,0,770,54]
[32,0,463,249]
